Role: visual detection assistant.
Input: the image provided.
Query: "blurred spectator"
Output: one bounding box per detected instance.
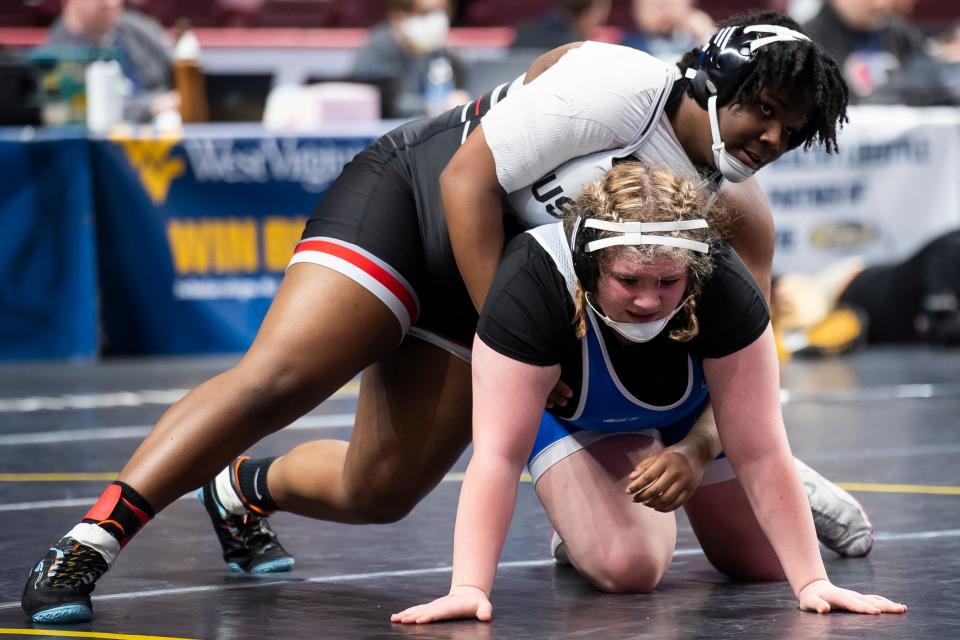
[932,22,960,63]
[43,0,178,122]
[510,0,611,51]
[886,0,917,21]
[802,0,931,101]
[785,0,824,24]
[352,0,468,119]
[621,0,714,62]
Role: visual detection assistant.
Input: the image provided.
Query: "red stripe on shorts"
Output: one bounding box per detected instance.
[295,239,418,322]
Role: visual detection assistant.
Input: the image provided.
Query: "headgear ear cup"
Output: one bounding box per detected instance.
[687,24,810,108]
[688,68,712,109]
[571,218,600,291]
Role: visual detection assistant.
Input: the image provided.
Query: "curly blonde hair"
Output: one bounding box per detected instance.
[563,162,730,341]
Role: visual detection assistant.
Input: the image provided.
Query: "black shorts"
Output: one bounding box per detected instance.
[290,82,515,354]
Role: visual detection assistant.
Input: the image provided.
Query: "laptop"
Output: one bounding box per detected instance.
[204,72,275,122]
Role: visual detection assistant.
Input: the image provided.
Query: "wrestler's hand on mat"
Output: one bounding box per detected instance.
[797,579,908,615]
[546,379,573,409]
[626,445,704,512]
[391,585,493,624]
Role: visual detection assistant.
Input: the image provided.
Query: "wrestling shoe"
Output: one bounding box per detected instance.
[198,481,295,574]
[796,460,874,557]
[22,537,108,623]
[550,530,571,566]
[791,306,868,358]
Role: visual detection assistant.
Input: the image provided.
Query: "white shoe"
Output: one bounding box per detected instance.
[795,459,874,557]
[549,530,571,566]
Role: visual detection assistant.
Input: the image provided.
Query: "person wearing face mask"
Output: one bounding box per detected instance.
[392,162,908,624]
[352,0,468,118]
[22,11,871,625]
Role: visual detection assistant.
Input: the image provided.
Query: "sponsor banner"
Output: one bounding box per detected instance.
[90,125,379,355]
[0,130,98,361]
[756,106,960,275]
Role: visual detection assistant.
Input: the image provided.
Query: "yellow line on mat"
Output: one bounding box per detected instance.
[0,628,195,640]
[0,474,118,482]
[835,482,960,496]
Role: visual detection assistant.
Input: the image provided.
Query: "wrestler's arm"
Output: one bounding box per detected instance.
[626,405,722,511]
[718,177,776,302]
[392,337,560,623]
[704,325,906,614]
[440,44,584,312]
[440,128,504,312]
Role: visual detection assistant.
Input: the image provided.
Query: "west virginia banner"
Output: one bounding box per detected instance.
[90,125,379,355]
[0,130,98,361]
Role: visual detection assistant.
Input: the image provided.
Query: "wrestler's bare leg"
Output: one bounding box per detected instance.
[536,434,676,593]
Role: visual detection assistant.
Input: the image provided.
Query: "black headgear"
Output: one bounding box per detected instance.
[568,215,599,290]
[686,24,810,109]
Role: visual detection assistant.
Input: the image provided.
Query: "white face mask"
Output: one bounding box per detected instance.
[585,294,689,344]
[707,95,756,183]
[400,10,449,54]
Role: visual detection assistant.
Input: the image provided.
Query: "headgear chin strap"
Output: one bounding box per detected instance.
[704,94,756,183]
[685,23,811,182]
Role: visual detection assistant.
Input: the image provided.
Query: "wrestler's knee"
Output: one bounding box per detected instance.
[229,353,332,420]
[574,542,670,594]
[339,473,424,524]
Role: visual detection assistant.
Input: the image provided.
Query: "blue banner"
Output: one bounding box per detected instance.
[90,124,380,355]
[0,129,98,361]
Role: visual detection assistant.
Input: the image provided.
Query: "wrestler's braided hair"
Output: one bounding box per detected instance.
[676,10,849,153]
[563,162,730,341]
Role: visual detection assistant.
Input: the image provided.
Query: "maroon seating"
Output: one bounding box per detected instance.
[463,0,551,28]
[331,0,389,28]
[256,0,338,28]
[2,0,59,27]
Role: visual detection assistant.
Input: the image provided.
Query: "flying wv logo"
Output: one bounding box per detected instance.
[111,130,186,205]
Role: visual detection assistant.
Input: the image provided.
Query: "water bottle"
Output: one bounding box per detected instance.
[85,60,125,132]
[423,56,454,117]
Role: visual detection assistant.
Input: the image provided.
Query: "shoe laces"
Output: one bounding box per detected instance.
[241,514,280,552]
[46,542,107,589]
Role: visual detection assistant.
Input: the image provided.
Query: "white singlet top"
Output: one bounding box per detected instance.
[482,41,716,228]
